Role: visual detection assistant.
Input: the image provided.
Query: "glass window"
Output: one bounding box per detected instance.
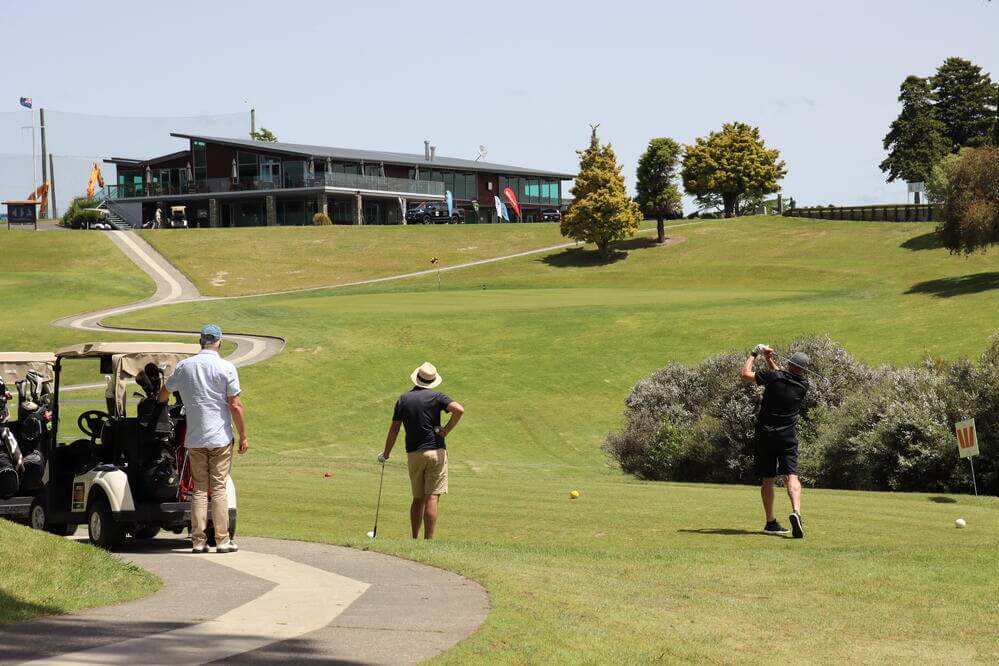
[237,152,258,182]
[259,156,281,184]
[192,140,207,183]
[466,174,477,200]
[283,161,306,188]
[444,172,455,196]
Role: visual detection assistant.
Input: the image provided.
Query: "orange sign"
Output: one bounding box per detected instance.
[955,419,979,459]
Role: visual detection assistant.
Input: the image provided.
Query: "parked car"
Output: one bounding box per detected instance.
[406,202,462,224]
[541,208,562,222]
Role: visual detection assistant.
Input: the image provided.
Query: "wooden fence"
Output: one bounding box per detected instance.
[785,203,942,222]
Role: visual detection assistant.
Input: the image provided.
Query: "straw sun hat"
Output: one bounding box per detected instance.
[410,362,443,389]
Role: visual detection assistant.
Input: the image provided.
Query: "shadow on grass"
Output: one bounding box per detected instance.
[928,496,958,504]
[906,272,999,298]
[541,236,661,268]
[901,231,944,251]
[676,528,762,536]
[0,590,62,625]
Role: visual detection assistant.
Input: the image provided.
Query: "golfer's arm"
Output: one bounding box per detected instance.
[228,394,247,441]
[739,356,757,384]
[764,353,779,371]
[442,402,465,436]
[384,421,402,456]
[157,386,170,404]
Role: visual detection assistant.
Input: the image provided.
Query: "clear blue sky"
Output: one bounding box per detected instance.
[3,0,997,208]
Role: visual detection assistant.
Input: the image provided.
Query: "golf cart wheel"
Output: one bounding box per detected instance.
[132,525,161,539]
[29,496,76,536]
[205,515,236,547]
[87,495,125,550]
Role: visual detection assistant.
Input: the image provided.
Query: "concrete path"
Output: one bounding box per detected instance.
[53,230,285,374]
[0,535,488,665]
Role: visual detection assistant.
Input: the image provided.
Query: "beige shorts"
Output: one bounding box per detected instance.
[407,448,448,498]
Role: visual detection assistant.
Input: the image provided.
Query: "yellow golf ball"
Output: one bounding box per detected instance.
[570,490,580,499]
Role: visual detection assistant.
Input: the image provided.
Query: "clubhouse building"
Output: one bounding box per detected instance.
[104,134,574,227]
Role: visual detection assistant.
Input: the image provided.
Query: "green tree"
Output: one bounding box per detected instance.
[636,137,684,244]
[925,148,970,204]
[931,57,996,149]
[939,146,999,253]
[251,127,279,142]
[681,122,786,218]
[880,76,951,183]
[562,126,642,259]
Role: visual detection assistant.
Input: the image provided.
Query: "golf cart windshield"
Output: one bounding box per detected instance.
[55,343,200,418]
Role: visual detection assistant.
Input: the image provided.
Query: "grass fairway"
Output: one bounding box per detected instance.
[0,521,160,624]
[138,224,572,296]
[103,216,999,662]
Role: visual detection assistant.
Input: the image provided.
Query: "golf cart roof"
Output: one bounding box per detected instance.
[0,353,57,383]
[55,342,202,359]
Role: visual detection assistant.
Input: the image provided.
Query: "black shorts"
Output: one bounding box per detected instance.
[753,430,798,478]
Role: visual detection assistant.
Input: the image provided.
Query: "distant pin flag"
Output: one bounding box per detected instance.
[19,97,32,109]
[430,256,441,289]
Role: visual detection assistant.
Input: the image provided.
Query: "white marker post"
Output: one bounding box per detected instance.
[955,418,980,496]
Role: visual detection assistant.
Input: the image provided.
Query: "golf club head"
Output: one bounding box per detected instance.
[366,530,376,538]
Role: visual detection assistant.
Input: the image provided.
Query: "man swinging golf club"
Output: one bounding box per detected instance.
[379,362,464,539]
[740,345,810,538]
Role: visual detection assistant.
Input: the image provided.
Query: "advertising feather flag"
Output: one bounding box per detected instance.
[445,190,453,217]
[494,195,509,221]
[502,187,522,221]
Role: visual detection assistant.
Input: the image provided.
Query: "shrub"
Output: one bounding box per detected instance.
[939,146,999,253]
[604,335,997,493]
[61,197,99,228]
[312,212,332,226]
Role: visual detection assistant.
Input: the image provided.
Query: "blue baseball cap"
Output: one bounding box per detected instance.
[200,324,223,341]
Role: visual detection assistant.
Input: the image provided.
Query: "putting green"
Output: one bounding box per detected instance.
[104,217,999,662]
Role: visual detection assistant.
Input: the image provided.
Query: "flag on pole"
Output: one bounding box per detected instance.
[502,187,522,221]
[445,191,454,217]
[19,97,32,109]
[494,195,509,221]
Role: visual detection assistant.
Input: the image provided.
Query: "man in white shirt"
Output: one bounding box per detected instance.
[159,324,248,553]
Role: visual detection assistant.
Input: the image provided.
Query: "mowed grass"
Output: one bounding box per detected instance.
[104,217,999,662]
[0,521,160,624]
[138,224,573,296]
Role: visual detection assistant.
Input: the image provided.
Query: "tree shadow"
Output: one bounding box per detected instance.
[540,236,661,268]
[900,231,944,251]
[676,528,764,536]
[0,589,62,624]
[928,496,958,504]
[906,272,999,298]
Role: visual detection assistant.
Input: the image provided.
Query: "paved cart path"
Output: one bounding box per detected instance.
[0,535,489,665]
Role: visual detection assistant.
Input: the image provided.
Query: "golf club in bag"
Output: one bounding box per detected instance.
[367,462,386,538]
[0,382,23,499]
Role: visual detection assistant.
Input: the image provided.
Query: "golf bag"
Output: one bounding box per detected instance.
[14,376,51,494]
[0,428,20,499]
[133,363,180,502]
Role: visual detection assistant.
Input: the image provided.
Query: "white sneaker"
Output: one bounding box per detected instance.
[192,544,207,554]
[216,542,239,553]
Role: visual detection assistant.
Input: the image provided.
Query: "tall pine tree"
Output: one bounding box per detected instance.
[932,57,996,150]
[636,137,683,244]
[562,126,642,259]
[880,75,950,183]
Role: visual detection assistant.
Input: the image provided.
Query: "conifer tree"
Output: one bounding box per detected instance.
[562,126,642,259]
[880,75,951,183]
[932,57,996,149]
[636,137,683,244]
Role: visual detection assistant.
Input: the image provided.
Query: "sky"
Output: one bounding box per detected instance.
[1,0,997,211]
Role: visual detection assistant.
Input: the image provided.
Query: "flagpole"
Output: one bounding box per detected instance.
[30,107,37,194]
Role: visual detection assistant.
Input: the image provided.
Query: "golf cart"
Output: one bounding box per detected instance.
[168,205,189,229]
[30,342,237,549]
[0,353,56,526]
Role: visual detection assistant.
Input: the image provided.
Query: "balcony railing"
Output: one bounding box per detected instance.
[105,171,445,200]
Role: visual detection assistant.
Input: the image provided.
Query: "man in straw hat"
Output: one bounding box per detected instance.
[379,362,464,539]
[740,345,810,538]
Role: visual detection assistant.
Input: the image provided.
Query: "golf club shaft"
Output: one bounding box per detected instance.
[772,351,828,381]
[372,462,386,535]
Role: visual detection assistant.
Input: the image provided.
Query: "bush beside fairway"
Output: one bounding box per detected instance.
[137,224,575,297]
[0,521,160,624]
[105,217,999,662]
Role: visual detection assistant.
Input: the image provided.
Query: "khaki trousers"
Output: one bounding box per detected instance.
[188,444,233,547]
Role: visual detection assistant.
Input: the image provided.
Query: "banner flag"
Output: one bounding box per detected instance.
[19,97,32,109]
[446,190,453,217]
[502,187,522,221]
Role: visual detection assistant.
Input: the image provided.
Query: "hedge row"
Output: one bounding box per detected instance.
[604,335,998,494]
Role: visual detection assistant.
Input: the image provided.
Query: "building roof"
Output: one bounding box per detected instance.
[104,150,190,168]
[169,134,576,180]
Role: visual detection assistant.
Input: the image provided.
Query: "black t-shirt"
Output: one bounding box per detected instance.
[755,369,809,436]
[392,388,453,453]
